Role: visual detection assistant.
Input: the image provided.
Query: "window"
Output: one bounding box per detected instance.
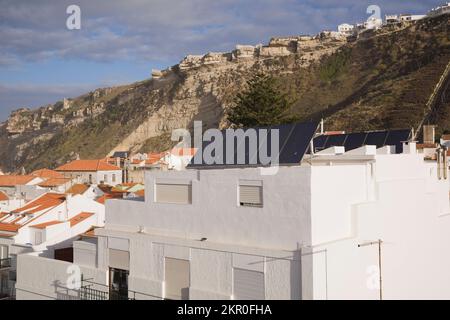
[165,258,190,300]
[233,268,265,300]
[112,174,116,183]
[34,232,43,245]
[109,249,130,270]
[239,184,263,207]
[155,183,192,204]
[104,174,108,183]
[88,174,93,184]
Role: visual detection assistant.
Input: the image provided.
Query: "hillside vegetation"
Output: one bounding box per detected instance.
[0,14,448,172]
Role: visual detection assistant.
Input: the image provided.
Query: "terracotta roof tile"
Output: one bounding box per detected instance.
[170,148,197,156]
[31,169,64,179]
[0,175,38,187]
[13,193,66,214]
[67,184,89,195]
[38,178,71,187]
[55,160,121,172]
[135,189,145,197]
[0,191,9,201]
[95,194,122,204]
[0,223,20,232]
[30,220,63,229]
[70,212,94,227]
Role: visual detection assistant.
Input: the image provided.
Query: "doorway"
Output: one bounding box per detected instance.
[109,268,129,300]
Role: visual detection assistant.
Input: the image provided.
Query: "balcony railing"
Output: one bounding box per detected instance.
[0,258,11,270]
[79,278,161,300]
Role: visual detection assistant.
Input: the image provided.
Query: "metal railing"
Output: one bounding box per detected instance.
[0,258,11,269]
[79,278,161,300]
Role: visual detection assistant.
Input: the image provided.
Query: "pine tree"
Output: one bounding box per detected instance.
[227,73,294,128]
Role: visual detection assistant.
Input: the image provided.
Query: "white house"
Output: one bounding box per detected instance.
[0,192,105,298]
[0,191,25,213]
[55,159,122,186]
[164,148,197,171]
[428,2,450,16]
[12,122,450,300]
[0,175,43,198]
[337,23,355,36]
[364,17,383,30]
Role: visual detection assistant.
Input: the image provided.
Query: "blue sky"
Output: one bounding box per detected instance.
[0,0,443,120]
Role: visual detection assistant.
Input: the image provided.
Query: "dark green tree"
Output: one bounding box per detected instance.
[227,73,294,128]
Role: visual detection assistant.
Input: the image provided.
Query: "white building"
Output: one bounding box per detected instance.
[12,124,450,300]
[56,159,122,186]
[337,23,355,36]
[0,192,105,298]
[428,2,450,16]
[385,14,426,24]
[364,17,383,30]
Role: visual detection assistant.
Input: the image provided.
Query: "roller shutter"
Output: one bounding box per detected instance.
[239,185,262,207]
[109,249,130,270]
[233,268,265,300]
[165,258,190,300]
[155,184,191,204]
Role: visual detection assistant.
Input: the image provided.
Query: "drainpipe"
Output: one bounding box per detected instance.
[437,148,442,180]
[444,147,448,180]
[358,239,383,300]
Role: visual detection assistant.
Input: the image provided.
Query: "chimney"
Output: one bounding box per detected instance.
[423,125,436,144]
[402,141,417,154]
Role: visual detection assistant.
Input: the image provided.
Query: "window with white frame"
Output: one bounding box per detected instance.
[239,182,263,207]
[155,183,192,204]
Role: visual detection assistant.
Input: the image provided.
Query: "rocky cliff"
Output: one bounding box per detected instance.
[1,14,449,173]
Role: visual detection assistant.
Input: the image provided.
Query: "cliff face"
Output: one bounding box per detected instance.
[1,14,449,173]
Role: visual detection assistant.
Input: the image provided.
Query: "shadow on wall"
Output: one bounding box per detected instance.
[53,280,79,300]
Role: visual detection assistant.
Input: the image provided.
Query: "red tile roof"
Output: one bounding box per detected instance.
[0,191,8,201]
[0,223,20,232]
[31,168,64,179]
[67,184,89,195]
[134,189,145,197]
[30,220,63,229]
[95,193,122,204]
[38,178,71,187]
[55,160,121,172]
[170,148,197,156]
[13,193,66,214]
[70,212,94,227]
[0,175,38,187]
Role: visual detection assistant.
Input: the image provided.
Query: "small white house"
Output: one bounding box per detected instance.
[428,2,450,16]
[0,192,105,298]
[337,23,355,36]
[364,17,383,30]
[56,159,122,186]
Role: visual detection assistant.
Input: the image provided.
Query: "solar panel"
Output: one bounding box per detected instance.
[310,129,411,154]
[385,129,411,153]
[323,134,347,149]
[365,131,388,148]
[343,132,367,151]
[311,135,328,152]
[187,122,319,168]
